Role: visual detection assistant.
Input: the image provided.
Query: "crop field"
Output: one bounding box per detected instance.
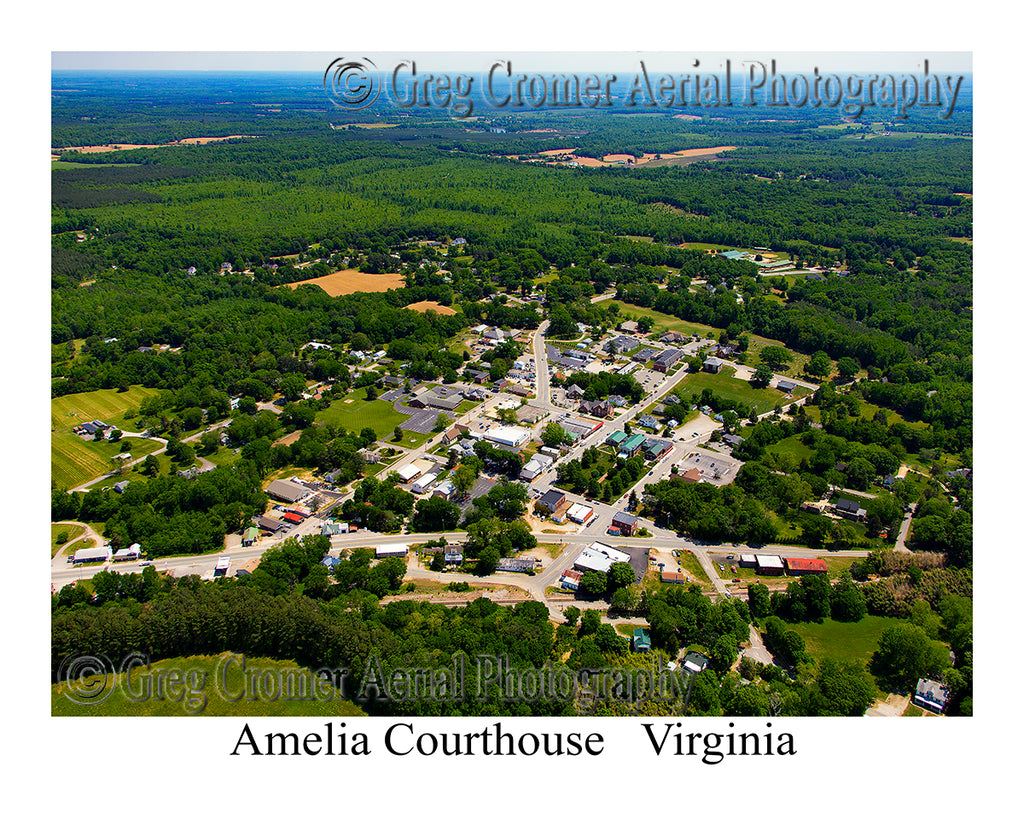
[404,300,457,315]
[281,269,405,297]
[51,654,366,717]
[51,387,163,488]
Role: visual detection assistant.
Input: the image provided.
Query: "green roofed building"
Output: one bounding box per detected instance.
[632,628,651,653]
[242,526,259,546]
[619,433,646,456]
[606,429,627,446]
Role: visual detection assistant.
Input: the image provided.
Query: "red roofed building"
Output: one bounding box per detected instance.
[679,467,702,483]
[660,570,688,584]
[282,512,304,525]
[785,557,828,576]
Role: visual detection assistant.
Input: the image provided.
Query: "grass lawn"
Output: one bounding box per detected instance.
[785,615,901,668]
[671,550,712,586]
[202,447,242,468]
[765,435,815,462]
[317,388,409,438]
[676,370,791,414]
[51,653,366,717]
[51,386,164,487]
[608,300,717,338]
[51,523,85,557]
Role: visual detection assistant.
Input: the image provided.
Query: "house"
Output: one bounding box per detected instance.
[611,511,639,536]
[652,348,685,373]
[442,424,470,445]
[723,434,744,449]
[444,543,464,564]
[113,480,130,493]
[560,569,583,590]
[520,453,553,481]
[660,570,688,584]
[638,414,660,430]
[607,394,628,408]
[785,557,828,575]
[566,384,586,400]
[682,651,710,674]
[755,554,785,576]
[605,336,640,354]
[581,399,612,418]
[703,356,726,373]
[660,331,686,344]
[320,554,342,570]
[833,497,868,521]
[265,479,310,504]
[632,628,652,653]
[432,480,458,501]
[913,678,950,713]
[536,489,568,516]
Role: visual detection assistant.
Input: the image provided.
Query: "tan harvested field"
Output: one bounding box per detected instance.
[673,145,738,157]
[52,135,257,156]
[538,147,577,156]
[348,123,398,129]
[281,269,405,297]
[404,300,456,315]
[673,114,702,120]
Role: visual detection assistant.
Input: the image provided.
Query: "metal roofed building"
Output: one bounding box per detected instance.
[573,541,631,574]
[265,479,310,504]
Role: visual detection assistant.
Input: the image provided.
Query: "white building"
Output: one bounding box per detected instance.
[411,472,438,494]
[396,464,422,483]
[573,542,630,574]
[566,503,594,524]
[483,425,530,448]
[519,453,553,481]
[376,545,409,558]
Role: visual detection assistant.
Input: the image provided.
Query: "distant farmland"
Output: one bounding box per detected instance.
[281,269,404,297]
[51,386,162,488]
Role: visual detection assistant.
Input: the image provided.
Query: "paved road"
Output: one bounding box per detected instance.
[894,502,917,554]
[531,320,553,409]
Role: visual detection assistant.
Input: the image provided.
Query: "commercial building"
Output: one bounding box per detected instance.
[396,463,423,483]
[73,545,112,564]
[536,489,568,516]
[265,479,310,504]
[755,554,785,576]
[520,453,553,481]
[375,545,409,558]
[785,557,828,575]
[610,511,639,536]
[483,425,531,448]
[573,542,630,574]
[566,503,594,524]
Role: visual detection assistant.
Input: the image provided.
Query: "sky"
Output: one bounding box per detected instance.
[52,51,972,74]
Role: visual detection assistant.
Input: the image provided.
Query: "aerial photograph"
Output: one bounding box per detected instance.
[48,46,975,736]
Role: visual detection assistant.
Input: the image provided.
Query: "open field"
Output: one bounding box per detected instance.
[404,300,457,315]
[51,523,85,558]
[53,135,258,155]
[51,387,164,488]
[785,615,901,669]
[282,269,405,297]
[52,654,366,717]
[317,388,409,438]
[675,370,794,414]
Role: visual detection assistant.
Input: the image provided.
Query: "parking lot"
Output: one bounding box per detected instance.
[677,449,743,486]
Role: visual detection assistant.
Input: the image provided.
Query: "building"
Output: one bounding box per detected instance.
[638,414,659,430]
[443,543,464,565]
[214,555,231,577]
[375,545,409,558]
[566,503,594,524]
[580,399,612,418]
[256,515,285,533]
[265,479,310,504]
[632,347,657,363]
[396,463,423,483]
[234,557,262,577]
[632,628,652,653]
[616,361,639,376]
[619,433,646,457]
[660,570,688,584]
[566,384,585,400]
[679,467,702,483]
[683,651,710,674]
[483,425,531,449]
[755,554,785,576]
[282,511,304,525]
[573,542,631,574]
[112,543,142,562]
[409,386,464,411]
[242,526,260,546]
[606,429,627,447]
[833,497,867,521]
[703,356,726,373]
[605,336,640,354]
[643,438,673,460]
[432,480,458,501]
[619,320,640,334]
[497,557,537,572]
[113,480,130,493]
[660,331,686,344]
[610,511,639,536]
[536,489,568,516]
[560,569,583,590]
[785,557,828,575]
[520,453,553,481]
[410,472,439,494]
[913,678,951,713]
[739,554,758,568]
[776,380,797,393]
[652,348,686,373]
